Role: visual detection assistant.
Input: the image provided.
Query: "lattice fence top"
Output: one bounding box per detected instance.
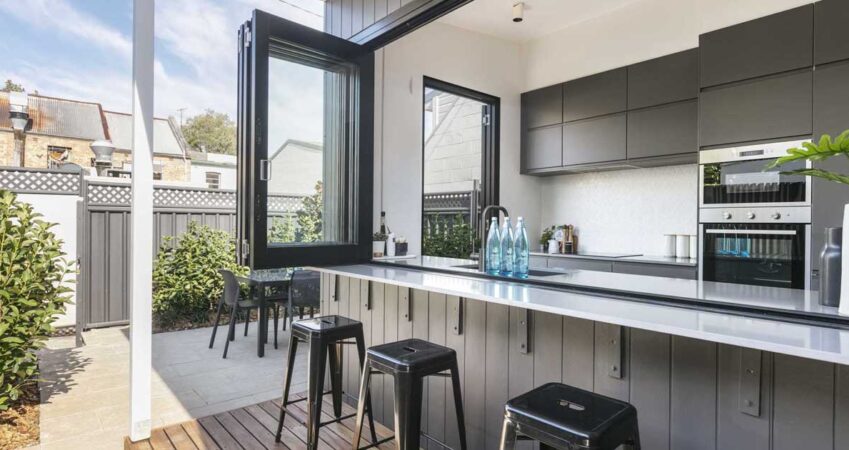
[423,190,474,212]
[85,181,303,213]
[0,167,82,195]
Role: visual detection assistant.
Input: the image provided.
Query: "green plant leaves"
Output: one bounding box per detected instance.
[765,131,849,187]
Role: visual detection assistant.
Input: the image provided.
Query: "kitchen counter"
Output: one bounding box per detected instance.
[311,256,849,364]
[531,251,698,266]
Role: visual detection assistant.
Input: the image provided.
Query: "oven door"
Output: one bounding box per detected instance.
[701,223,808,289]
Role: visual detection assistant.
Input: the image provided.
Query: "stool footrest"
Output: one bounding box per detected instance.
[283,390,333,406]
[318,411,357,427]
[356,435,394,450]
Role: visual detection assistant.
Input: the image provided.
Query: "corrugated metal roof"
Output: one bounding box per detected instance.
[103,111,186,157]
[0,92,107,141]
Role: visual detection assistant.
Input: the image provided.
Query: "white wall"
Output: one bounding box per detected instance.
[374,22,539,255]
[522,0,813,91]
[18,193,80,327]
[189,163,237,190]
[539,165,698,256]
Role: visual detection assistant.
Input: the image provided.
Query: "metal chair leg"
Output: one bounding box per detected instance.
[275,335,299,442]
[208,297,224,349]
[306,340,329,450]
[223,307,239,359]
[328,342,343,418]
[450,360,468,450]
[355,334,379,445]
[244,308,250,337]
[273,304,279,349]
[352,359,373,450]
[393,373,423,450]
[498,417,518,450]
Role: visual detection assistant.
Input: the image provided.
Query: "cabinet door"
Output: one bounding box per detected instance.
[699,70,812,147]
[563,113,627,166]
[612,262,697,280]
[628,49,699,109]
[627,100,697,159]
[547,257,613,272]
[523,125,562,170]
[815,0,849,65]
[522,84,563,129]
[699,5,813,87]
[563,68,627,122]
[812,60,849,276]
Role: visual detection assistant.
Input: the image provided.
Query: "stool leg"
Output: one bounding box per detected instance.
[352,360,373,450]
[498,417,517,450]
[393,373,423,450]
[273,304,279,349]
[355,334,379,445]
[306,339,329,450]
[244,308,250,336]
[275,336,299,442]
[631,422,641,450]
[449,360,467,450]
[328,342,343,418]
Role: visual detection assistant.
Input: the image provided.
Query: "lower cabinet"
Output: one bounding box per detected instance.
[546,256,613,272]
[612,261,697,280]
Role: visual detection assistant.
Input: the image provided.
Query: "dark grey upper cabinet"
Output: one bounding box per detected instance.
[563,69,627,122]
[563,113,627,166]
[628,49,699,109]
[524,125,562,171]
[815,0,849,65]
[699,5,813,88]
[522,84,563,129]
[811,60,849,276]
[628,100,697,159]
[699,70,813,147]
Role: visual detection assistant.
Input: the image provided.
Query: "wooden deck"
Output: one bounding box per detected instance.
[125,392,396,450]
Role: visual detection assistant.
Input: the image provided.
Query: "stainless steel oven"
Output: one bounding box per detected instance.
[699,139,811,208]
[699,207,811,290]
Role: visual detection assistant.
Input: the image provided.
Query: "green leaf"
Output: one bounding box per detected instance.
[779,168,849,186]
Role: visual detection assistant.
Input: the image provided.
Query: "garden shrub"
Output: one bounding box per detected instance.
[152,222,247,324]
[0,190,72,410]
[423,214,477,259]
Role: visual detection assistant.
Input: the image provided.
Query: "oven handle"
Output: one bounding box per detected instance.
[704,229,796,236]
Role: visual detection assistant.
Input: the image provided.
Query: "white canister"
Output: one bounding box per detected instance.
[675,234,690,259]
[688,234,697,259]
[386,233,396,257]
[663,234,676,258]
[548,240,559,254]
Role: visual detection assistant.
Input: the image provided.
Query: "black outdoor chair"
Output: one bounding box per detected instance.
[282,269,321,330]
[208,269,283,358]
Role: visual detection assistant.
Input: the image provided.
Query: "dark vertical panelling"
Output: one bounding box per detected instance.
[562,316,594,391]
[426,293,447,448]
[370,282,386,422]
[387,0,401,14]
[594,323,630,401]
[671,337,716,450]
[630,329,671,450]
[383,284,399,429]
[508,307,534,450]
[836,365,849,449]
[351,0,364,36]
[374,0,387,26]
[464,299,487,449]
[717,346,772,450]
[484,303,510,450]
[107,212,127,322]
[445,296,466,449]
[533,312,563,387]
[89,212,106,325]
[358,280,372,405]
[337,277,352,398]
[332,0,343,37]
[773,354,834,450]
[362,0,375,30]
[341,0,352,38]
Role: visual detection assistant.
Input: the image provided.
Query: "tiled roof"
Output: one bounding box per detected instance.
[0,92,107,141]
[103,111,186,157]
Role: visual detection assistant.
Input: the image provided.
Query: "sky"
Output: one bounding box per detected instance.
[0,0,325,148]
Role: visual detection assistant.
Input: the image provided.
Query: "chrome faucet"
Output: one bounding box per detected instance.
[479,205,509,272]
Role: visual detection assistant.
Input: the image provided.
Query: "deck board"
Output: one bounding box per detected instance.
[129,393,400,450]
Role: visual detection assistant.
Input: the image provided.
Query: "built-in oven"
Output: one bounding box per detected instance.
[699,207,811,290]
[699,139,811,208]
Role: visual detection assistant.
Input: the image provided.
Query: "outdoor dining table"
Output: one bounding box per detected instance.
[235,268,293,357]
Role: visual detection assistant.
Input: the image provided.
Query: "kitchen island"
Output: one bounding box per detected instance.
[311,257,849,450]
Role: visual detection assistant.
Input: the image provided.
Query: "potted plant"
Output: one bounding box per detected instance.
[540,227,554,253]
[768,130,849,311]
[372,231,388,257]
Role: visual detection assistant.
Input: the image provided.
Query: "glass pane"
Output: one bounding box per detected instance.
[422,87,484,259]
[266,54,349,245]
[702,159,807,204]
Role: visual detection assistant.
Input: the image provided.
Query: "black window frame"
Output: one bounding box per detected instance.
[237,10,374,269]
[420,76,500,253]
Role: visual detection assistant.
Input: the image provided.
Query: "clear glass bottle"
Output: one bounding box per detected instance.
[500,217,514,275]
[513,217,530,278]
[485,217,501,274]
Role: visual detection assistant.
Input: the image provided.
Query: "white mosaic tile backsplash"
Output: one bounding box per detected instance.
[539,164,698,256]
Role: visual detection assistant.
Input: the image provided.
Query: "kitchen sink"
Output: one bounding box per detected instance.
[450,264,563,277]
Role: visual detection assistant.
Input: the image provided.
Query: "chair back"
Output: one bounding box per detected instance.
[219,269,241,307]
[289,269,321,309]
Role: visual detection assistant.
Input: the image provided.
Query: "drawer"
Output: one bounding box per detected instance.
[612,262,697,279]
[547,257,613,272]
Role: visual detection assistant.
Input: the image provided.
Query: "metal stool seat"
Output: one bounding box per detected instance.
[353,338,467,450]
[499,383,640,450]
[275,315,378,450]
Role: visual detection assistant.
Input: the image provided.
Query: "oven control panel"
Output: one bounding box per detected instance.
[700,206,810,224]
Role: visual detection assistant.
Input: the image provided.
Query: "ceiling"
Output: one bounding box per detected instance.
[439,0,645,43]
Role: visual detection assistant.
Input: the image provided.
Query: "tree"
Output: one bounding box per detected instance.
[181,109,236,155]
[296,181,323,243]
[269,215,296,243]
[1,79,24,93]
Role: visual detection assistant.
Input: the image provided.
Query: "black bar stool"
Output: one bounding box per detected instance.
[499,383,640,450]
[275,315,379,450]
[352,338,467,450]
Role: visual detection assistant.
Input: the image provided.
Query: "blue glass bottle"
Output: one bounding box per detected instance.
[500,217,514,275]
[513,217,530,278]
[485,217,501,274]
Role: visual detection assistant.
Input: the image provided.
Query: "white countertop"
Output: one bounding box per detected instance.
[311,262,849,365]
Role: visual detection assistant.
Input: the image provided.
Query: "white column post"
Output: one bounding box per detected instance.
[130,0,154,442]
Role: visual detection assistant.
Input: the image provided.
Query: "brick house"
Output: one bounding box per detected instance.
[0,92,189,181]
